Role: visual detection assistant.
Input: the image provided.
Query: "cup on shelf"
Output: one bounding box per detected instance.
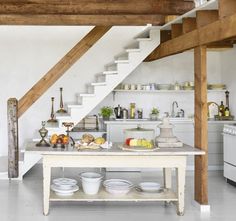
[124,84,130,90]
[136,84,142,90]
[130,84,136,90]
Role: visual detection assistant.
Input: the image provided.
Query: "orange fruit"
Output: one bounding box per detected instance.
[63,136,69,144]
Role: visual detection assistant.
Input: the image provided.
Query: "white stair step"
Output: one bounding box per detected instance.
[126,48,141,53]
[136,37,151,41]
[103,70,118,75]
[91,82,106,86]
[67,104,83,109]
[80,93,95,97]
[55,114,71,120]
[114,59,129,63]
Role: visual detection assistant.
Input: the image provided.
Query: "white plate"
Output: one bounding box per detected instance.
[139,182,161,192]
[53,178,77,186]
[51,184,79,195]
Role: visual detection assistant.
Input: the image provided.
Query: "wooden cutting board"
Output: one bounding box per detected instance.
[119,144,160,152]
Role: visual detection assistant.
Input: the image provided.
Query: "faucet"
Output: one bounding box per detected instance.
[171,101,179,117]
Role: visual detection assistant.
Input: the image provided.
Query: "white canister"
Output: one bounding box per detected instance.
[80,172,103,195]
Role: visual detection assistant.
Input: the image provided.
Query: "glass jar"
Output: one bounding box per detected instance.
[130,103,136,119]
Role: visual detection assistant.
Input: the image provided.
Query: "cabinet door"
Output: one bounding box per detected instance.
[173,123,194,146]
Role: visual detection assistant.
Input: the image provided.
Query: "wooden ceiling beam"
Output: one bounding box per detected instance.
[0,0,195,15]
[145,12,236,61]
[0,14,165,26]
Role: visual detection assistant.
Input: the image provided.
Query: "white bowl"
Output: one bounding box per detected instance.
[103,179,133,195]
[80,172,103,195]
[139,182,161,192]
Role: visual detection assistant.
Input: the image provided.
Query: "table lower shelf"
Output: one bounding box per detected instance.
[50,188,178,202]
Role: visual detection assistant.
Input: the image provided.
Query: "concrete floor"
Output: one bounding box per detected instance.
[0,165,236,221]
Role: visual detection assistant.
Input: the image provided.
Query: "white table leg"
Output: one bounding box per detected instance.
[176,167,186,216]
[163,168,172,206]
[163,168,172,189]
[43,163,51,216]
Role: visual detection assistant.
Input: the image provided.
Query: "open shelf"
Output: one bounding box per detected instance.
[113,89,226,93]
[50,188,178,202]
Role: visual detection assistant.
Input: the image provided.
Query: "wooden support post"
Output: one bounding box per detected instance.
[7,98,19,178]
[182,17,196,34]
[194,46,208,205]
[219,0,236,19]
[171,24,183,38]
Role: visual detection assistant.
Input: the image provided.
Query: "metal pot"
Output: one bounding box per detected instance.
[122,109,128,119]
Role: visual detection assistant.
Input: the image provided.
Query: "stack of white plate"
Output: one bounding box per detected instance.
[51,178,79,196]
[103,179,133,195]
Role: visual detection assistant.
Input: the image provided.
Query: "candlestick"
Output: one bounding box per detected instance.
[56,87,67,113]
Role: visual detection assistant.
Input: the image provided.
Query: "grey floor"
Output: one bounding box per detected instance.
[0,166,236,221]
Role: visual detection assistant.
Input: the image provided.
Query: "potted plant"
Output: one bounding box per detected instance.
[100,106,113,120]
[150,107,159,120]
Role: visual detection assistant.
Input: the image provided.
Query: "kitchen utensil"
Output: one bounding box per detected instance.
[53,178,77,186]
[122,108,128,119]
[157,84,171,90]
[139,182,161,192]
[114,105,123,119]
[103,179,133,195]
[51,184,79,196]
[80,172,103,195]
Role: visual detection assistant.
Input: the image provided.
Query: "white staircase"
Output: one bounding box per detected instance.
[0,28,160,180]
[46,28,160,135]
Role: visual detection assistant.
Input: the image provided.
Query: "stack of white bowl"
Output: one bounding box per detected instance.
[103,179,133,195]
[80,172,103,195]
[51,178,79,196]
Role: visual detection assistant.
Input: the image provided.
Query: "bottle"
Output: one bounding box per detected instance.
[130,103,136,119]
[225,107,230,117]
[219,101,225,117]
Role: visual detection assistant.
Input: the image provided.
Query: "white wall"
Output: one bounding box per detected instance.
[0,26,146,156]
[92,51,225,118]
[0,25,231,157]
[221,46,236,116]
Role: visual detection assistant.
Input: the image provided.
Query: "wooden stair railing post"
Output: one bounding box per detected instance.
[18,26,111,117]
[7,98,19,178]
[194,46,208,205]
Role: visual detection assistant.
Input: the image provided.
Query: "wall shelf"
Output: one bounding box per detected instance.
[113,89,226,93]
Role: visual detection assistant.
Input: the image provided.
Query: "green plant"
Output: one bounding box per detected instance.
[150,107,159,115]
[100,106,113,118]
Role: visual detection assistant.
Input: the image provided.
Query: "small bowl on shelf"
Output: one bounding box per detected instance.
[103,179,133,195]
[156,84,171,90]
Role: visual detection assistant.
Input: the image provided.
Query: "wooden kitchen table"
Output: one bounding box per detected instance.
[25,143,204,216]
